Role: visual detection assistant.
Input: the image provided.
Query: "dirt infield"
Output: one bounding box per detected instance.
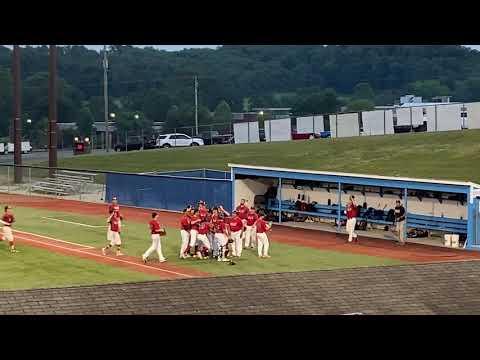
[2,192,480,264]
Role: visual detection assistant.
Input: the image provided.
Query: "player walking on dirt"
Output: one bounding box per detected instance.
[102,212,123,256]
[142,212,167,263]
[108,196,124,237]
[1,205,18,253]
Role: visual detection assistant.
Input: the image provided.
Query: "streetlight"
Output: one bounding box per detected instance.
[26,118,32,124]
[134,114,139,120]
[110,113,116,119]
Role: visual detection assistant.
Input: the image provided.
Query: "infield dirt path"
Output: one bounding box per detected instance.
[2,192,480,264]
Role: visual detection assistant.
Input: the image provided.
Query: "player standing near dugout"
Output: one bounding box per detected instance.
[394,200,406,246]
[236,199,249,242]
[102,211,123,256]
[1,205,18,253]
[228,210,244,257]
[213,213,230,262]
[244,206,259,249]
[142,212,167,263]
[256,214,272,258]
[345,195,358,243]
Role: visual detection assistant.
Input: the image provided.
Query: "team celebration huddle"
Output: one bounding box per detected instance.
[179,199,272,262]
[102,197,272,265]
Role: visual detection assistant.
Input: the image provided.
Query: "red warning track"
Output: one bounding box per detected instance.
[3,192,480,264]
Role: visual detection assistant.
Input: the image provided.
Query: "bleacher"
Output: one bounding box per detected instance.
[31,170,98,196]
[266,198,467,234]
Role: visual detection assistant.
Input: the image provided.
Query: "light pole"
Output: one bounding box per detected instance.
[134,114,143,149]
[103,46,109,152]
[194,76,198,136]
[109,112,115,151]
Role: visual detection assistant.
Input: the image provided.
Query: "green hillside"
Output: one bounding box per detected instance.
[49,129,480,183]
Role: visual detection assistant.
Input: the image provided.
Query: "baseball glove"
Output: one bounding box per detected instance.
[159,228,167,236]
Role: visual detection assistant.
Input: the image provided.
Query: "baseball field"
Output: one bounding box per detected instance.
[2,129,480,291]
[2,193,480,291]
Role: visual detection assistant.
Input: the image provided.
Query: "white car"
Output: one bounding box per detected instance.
[156,133,204,148]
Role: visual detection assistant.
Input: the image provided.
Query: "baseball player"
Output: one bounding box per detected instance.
[198,201,209,222]
[108,196,124,237]
[102,212,123,256]
[236,199,249,242]
[345,195,358,243]
[256,215,272,258]
[179,207,192,259]
[244,206,258,249]
[142,212,167,263]
[1,205,18,253]
[188,208,201,255]
[214,215,230,262]
[227,210,244,257]
[196,220,212,251]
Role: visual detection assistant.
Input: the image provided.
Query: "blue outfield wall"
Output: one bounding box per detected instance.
[106,173,233,212]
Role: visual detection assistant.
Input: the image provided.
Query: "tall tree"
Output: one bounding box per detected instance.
[213,100,232,124]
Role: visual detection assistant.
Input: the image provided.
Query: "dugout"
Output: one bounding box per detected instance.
[229,164,480,250]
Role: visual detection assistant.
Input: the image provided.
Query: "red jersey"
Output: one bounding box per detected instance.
[256,218,270,233]
[199,208,209,221]
[2,214,14,226]
[228,216,243,232]
[246,212,258,226]
[214,220,228,234]
[198,222,210,235]
[149,219,162,235]
[236,204,249,219]
[190,215,201,231]
[109,214,120,232]
[346,203,358,219]
[180,215,191,231]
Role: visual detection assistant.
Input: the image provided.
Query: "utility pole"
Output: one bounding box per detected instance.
[48,45,58,177]
[12,45,22,183]
[194,75,198,136]
[103,45,109,152]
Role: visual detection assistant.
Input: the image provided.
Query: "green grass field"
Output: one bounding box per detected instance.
[0,244,159,291]
[0,206,405,290]
[49,129,480,183]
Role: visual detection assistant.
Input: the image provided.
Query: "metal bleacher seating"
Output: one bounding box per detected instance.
[31,170,97,196]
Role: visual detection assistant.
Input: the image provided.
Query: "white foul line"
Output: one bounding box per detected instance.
[14,230,95,249]
[41,217,106,229]
[15,235,193,278]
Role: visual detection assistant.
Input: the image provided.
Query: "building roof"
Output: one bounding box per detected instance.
[228,163,480,193]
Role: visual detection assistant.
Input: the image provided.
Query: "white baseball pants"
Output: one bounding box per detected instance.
[257,233,269,257]
[346,218,357,242]
[214,233,228,258]
[189,229,198,248]
[180,229,190,257]
[244,225,256,248]
[196,234,211,250]
[230,230,242,257]
[143,234,165,261]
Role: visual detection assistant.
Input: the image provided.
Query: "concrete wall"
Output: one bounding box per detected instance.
[465,102,480,129]
[362,110,386,136]
[337,113,359,138]
[265,118,291,142]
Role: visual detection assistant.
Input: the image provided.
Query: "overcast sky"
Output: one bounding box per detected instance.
[4,45,480,52]
[84,45,480,51]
